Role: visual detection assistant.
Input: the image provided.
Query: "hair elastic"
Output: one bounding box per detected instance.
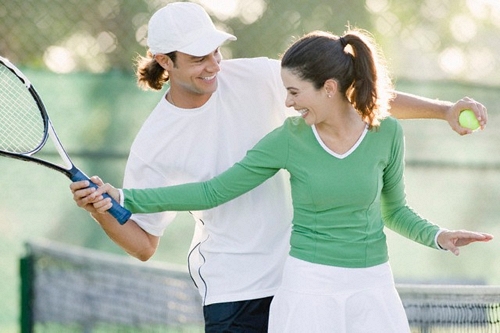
[339,37,347,48]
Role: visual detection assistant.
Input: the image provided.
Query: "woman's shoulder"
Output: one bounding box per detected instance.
[264,117,309,141]
[380,115,398,126]
[282,116,310,131]
[378,116,402,133]
[368,116,403,143]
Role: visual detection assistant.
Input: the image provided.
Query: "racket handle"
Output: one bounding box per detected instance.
[70,171,132,225]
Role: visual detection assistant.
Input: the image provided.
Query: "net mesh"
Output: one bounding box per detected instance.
[399,285,500,333]
[22,240,203,333]
[0,63,46,154]
[22,240,500,333]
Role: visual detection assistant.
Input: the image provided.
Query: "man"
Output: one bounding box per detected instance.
[71,2,487,332]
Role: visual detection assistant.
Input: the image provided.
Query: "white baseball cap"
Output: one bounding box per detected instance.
[147,2,237,57]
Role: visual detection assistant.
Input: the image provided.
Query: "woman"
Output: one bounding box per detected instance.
[90,29,492,332]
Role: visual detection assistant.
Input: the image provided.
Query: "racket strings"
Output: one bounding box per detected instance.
[0,65,46,154]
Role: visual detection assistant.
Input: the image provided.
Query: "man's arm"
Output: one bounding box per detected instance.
[390,91,488,135]
[70,178,160,261]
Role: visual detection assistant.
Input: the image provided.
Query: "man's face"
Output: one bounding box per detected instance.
[167,48,222,105]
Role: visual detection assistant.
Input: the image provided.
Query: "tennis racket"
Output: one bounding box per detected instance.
[0,55,131,224]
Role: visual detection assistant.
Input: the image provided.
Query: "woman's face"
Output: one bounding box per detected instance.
[281,68,330,126]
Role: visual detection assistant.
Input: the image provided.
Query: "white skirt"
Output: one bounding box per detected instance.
[268,256,410,333]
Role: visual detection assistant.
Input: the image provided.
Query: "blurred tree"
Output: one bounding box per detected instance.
[228,0,371,59]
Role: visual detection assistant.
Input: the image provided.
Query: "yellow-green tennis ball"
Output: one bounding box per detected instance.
[459,109,480,130]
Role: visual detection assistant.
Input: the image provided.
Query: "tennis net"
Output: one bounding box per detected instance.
[20,240,203,333]
[20,240,500,333]
[399,284,500,332]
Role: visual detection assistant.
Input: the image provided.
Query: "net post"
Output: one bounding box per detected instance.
[19,243,34,333]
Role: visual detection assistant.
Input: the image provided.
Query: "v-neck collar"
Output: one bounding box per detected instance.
[312,124,368,159]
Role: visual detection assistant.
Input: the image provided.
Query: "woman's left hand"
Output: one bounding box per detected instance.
[437,230,493,255]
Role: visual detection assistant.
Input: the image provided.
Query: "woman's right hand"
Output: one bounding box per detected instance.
[82,178,121,214]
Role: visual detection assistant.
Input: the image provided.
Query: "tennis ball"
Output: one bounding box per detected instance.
[458,109,480,130]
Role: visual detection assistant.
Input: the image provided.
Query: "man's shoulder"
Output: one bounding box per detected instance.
[220,57,279,74]
[222,57,278,66]
[218,57,282,91]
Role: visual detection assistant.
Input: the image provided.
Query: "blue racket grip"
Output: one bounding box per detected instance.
[70,170,132,225]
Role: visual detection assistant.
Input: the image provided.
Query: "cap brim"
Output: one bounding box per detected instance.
[178,31,236,57]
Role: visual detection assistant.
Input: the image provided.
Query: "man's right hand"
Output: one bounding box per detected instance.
[70,176,103,214]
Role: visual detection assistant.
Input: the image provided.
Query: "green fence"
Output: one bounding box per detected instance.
[1,0,499,85]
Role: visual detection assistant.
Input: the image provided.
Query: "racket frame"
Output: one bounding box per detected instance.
[0,56,131,224]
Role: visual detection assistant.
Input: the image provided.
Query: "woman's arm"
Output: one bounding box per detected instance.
[390,92,488,135]
[95,161,280,214]
[380,121,440,247]
[380,121,492,252]
[92,124,290,214]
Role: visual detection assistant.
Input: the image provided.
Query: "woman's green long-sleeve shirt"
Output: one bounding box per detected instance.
[123,116,440,268]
